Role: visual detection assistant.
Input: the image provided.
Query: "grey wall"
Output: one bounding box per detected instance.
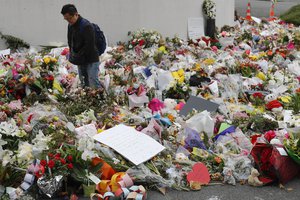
[0,0,234,49]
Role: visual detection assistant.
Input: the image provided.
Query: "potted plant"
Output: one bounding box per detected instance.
[202,0,216,38]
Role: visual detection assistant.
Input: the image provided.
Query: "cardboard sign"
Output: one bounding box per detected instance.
[179,96,219,116]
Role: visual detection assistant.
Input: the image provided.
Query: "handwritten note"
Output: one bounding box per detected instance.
[188,18,204,40]
[93,124,165,165]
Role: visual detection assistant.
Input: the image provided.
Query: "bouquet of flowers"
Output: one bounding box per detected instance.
[202,0,216,19]
[127,29,162,49]
[164,82,191,101]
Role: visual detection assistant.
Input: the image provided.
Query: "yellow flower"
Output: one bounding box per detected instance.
[258,52,266,58]
[158,46,167,54]
[203,58,215,65]
[43,57,51,64]
[256,72,266,81]
[53,80,63,94]
[249,55,258,61]
[50,57,57,63]
[172,69,185,84]
[280,96,291,103]
[193,63,201,71]
[19,76,28,83]
[97,129,103,133]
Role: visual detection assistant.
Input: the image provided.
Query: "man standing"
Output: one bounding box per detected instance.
[61,4,101,88]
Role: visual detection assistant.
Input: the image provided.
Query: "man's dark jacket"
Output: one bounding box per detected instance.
[67,16,99,65]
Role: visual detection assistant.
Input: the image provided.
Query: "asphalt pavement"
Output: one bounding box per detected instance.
[147,177,300,200]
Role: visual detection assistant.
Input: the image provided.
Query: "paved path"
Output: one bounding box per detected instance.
[147,177,300,200]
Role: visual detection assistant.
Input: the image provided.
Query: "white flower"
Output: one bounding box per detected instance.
[17,142,33,164]
[81,149,97,161]
[77,137,95,152]
[16,129,27,138]
[113,158,120,165]
[0,119,19,137]
[182,86,188,92]
[32,130,51,155]
[0,150,14,166]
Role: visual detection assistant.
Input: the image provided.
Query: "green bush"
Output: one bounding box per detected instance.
[280,4,300,26]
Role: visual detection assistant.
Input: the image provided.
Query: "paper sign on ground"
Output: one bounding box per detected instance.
[188,18,204,40]
[93,124,165,165]
[179,96,219,116]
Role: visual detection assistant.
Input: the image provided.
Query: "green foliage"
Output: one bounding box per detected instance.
[280,4,300,26]
[249,114,279,133]
[0,32,30,50]
[290,93,300,114]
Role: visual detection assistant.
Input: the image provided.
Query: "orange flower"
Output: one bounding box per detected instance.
[267,50,273,56]
[167,114,175,122]
[214,156,222,164]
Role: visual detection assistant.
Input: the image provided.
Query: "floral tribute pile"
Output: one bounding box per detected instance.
[1,17,300,199]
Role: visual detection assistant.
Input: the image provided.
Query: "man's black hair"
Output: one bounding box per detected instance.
[61,4,78,15]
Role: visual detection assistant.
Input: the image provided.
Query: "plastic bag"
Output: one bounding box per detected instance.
[127,164,173,188]
[184,128,207,151]
[185,111,214,137]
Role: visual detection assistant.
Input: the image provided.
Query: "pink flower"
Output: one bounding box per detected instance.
[287,42,295,50]
[175,102,185,111]
[148,98,164,113]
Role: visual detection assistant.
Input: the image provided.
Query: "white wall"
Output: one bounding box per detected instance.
[0,0,234,49]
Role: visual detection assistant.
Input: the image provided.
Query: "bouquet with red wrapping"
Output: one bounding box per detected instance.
[251,141,299,184]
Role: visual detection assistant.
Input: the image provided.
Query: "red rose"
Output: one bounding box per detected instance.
[40,159,47,167]
[60,158,66,165]
[45,75,54,81]
[252,92,264,99]
[250,134,262,145]
[67,155,73,162]
[54,153,61,160]
[67,163,73,169]
[138,39,145,46]
[48,160,55,169]
[48,153,54,158]
[265,100,282,110]
[264,130,276,142]
[27,114,34,123]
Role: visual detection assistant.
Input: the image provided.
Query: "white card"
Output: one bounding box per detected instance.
[276,147,288,156]
[93,124,165,165]
[87,173,101,185]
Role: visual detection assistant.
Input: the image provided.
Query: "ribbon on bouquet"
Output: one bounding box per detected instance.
[153,113,172,126]
[96,172,133,195]
[91,185,146,200]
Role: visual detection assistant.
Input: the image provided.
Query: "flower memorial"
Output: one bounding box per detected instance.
[202,0,216,19]
[1,14,300,200]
